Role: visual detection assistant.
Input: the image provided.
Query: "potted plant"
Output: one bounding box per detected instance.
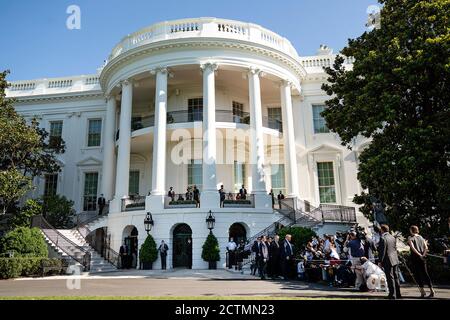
[201,233,220,269]
[139,234,157,270]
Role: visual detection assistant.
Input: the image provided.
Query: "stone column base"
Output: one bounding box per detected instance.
[254,193,272,209]
[146,195,165,211]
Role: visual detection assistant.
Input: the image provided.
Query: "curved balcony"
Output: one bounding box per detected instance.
[107,17,300,63]
[123,109,283,137]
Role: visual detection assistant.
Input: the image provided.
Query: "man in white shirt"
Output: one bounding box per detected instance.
[226,237,237,268]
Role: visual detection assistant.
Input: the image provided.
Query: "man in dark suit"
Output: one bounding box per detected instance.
[378,224,402,299]
[239,185,247,200]
[158,240,169,270]
[269,235,281,278]
[119,242,128,269]
[97,194,106,215]
[280,234,294,280]
[258,236,269,279]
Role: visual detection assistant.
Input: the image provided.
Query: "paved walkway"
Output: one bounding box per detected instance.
[0,269,449,299]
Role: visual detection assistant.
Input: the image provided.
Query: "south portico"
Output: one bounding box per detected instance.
[104,62,301,214]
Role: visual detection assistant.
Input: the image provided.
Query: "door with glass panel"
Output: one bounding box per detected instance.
[267,107,282,132]
[83,172,98,211]
[188,98,203,122]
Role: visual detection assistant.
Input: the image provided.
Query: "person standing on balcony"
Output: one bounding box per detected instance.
[158,240,169,270]
[239,185,247,200]
[269,189,275,209]
[277,191,285,208]
[193,186,200,208]
[219,185,226,208]
[168,187,175,202]
[97,194,106,216]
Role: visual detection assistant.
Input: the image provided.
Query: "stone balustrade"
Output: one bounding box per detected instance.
[6,75,101,96]
[107,17,300,61]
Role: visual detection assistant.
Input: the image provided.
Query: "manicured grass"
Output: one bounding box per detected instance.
[0,296,365,300]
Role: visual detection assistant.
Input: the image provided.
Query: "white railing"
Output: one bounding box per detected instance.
[107,17,300,61]
[8,82,36,91]
[6,74,102,96]
[300,55,355,70]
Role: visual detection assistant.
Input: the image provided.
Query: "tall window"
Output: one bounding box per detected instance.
[233,161,246,192]
[312,105,330,133]
[317,162,336,203]
[271,164,286,195]
[188,160,202,190]
[129,171,140,195]
[188,98,203,122]
[44,174,58,196]
[232,101,244,123]
[87,119,102,147]
[83,172,98,211]
[267,107,283,131]
[49,121,63,148]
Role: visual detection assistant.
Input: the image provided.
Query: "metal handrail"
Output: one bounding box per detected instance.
[31,215,91,271]
[75,217,120,269]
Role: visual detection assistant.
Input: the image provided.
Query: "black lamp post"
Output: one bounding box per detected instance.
[144,212,154,235]
[206,210,215,234]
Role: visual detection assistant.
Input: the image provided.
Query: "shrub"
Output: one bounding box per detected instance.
[169,200,196,205]
[223,200,252,205]
[201,233,220,262]
[0,258,64,279]
[42,195,75,228]
[277,227,317,257]
[0,227,48,257]
[139,234,158,264]
[8,199,42,229]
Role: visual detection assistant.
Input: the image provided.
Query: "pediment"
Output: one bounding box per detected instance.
[308,143,342,154]
[76,156,102,167]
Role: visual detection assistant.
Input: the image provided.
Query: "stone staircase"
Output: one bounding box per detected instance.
[43,228,117,273]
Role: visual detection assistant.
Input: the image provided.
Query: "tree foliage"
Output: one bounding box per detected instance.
[139,234,158,264]
[8,199,42,229]
[201,233,220,262]
[321,0,450,239]
[0,227,48,257]
[0,70,65,212]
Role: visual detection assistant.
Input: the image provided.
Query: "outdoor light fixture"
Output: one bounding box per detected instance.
[144,212,154,234]
[206,210,215,233]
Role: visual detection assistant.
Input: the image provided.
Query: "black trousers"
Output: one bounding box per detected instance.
[411,256,432,288]
[98,205,104,215]
[384,263,402,298]
[259,259,268,279]
[281,258,291,279]
[161,254,167,270]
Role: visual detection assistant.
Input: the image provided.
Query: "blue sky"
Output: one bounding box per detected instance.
[0,0,377,81]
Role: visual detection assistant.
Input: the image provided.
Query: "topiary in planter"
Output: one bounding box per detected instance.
[201,233,220,269]
[139,234,158,269]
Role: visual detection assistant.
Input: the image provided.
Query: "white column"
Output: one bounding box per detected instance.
[101,95,117,201]
[280,81,299,197]
[249,68,271,209]
[113,79,133,208]
[151,68,168,196]
[200,62,219,208]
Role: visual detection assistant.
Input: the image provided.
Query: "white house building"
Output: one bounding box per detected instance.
[6,18,369,271]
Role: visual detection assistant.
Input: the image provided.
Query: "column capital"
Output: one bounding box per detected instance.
[151,66,169,75]
[120,79,133,87]
[200,62,218,72]
[280,79,293,88]
[248,67,265,78]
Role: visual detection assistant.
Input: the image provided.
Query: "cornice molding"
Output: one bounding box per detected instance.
[100,38,306,90]
[9,91,105,104]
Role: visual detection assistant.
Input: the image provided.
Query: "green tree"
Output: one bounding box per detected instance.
[0,227,48,257]
[0,169,32,214]
[321,0,450,240]
[0,70,65,213]
[277,227,317,257]
[139,234,158,264]
[201,233,220,262]
[42,195,75,229]
[8,199,42,229]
